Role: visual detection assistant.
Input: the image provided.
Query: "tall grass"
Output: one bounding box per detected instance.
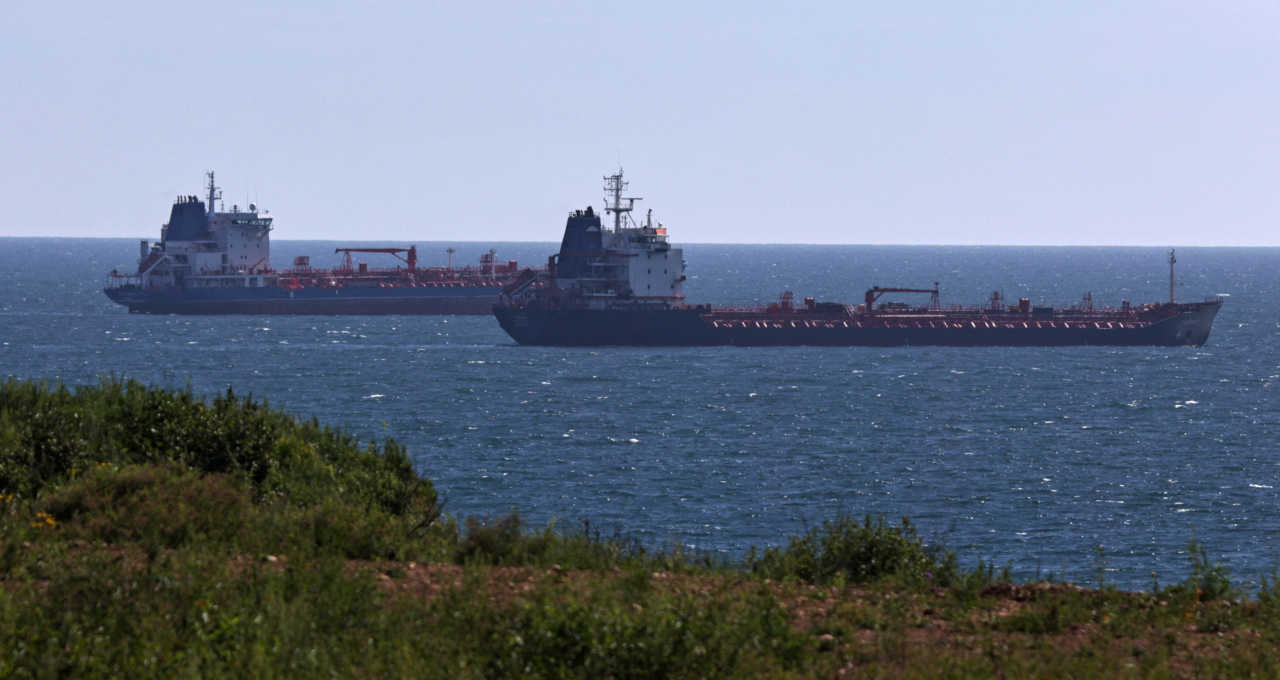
[0,546,811,678]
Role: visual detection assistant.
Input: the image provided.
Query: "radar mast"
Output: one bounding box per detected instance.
[603,169,641,231]
[205,171,222,217]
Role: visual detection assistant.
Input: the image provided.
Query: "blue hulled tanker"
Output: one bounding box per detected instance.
[105,172,527,314]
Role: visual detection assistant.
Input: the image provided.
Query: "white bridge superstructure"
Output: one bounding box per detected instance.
[122,171,276,290]
[539,169,686,310]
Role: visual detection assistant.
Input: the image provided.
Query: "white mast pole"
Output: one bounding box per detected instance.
[603,169,640,231]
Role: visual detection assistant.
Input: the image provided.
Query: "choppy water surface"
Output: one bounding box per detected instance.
[3,237,1278,588]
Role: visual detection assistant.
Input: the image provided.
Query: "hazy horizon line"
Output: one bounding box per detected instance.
[3,234,1277,249]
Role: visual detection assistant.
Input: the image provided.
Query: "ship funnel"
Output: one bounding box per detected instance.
[556,207,604,280]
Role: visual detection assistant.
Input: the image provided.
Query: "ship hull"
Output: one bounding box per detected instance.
[493,301,1221,347]
[105,285,500,315]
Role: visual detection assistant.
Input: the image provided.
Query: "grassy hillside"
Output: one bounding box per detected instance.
[1,379,1277,678]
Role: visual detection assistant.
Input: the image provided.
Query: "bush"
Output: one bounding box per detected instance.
[455,512,531,565]
[434,579,808,678]
[0,544,808,679]
[0,378,446,562]
[28,463,438,561]
[749,515,960,587]
[39,463,250,551]
[0,378,436,519]
[454,513,657,570]
[1164,540,1236,603]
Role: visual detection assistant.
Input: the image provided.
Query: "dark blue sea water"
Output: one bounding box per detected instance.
[3,237,1278,589]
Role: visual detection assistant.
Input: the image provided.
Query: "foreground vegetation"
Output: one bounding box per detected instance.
[2,379,1279,677]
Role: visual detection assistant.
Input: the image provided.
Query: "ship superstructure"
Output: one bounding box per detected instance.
[519,170,686,310]
[122,172,275,293]
[105,172,528,314]
[494,171,1223,347]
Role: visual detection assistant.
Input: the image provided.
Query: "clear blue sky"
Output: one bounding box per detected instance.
[3,1,1276,245]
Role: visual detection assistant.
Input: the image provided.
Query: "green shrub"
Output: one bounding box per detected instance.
[0,378,436,520]
[995,593,1098,635]
[749,515,960,587]
[1165,540,1236,602]
[1257,570,1280,612]
[39,463,251,551]
[454,513,657,571]
[435,579,808,678]
[25,464,437,561]
[0,378,446,562]
[0,544,807,679]
[0,548,389,678]
[456,512,531,565]
[289,499,419,560]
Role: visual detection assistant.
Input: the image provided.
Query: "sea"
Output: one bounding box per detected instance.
[3,237,1277,590]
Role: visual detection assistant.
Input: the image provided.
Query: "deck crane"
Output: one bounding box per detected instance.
[334,246,417,272]
[864,284,941,313]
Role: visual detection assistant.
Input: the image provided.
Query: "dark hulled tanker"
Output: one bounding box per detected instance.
[493,170,1222,347]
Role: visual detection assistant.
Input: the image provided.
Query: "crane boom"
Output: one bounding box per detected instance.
[333,246,417,271]
[865,284,941,312]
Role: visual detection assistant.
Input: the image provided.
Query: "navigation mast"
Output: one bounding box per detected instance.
[603,169,641,231]
[205,171,222,218]
[1168,249,1176,304]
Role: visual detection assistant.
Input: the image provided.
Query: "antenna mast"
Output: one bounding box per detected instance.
[205,171,222,218]
[1168,249,1176,304]
[603,169,641,231]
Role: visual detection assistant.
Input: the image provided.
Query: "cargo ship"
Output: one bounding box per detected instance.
[104,172,528,314]
[493,171,1222,347]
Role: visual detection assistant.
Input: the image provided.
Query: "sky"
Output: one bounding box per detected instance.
[2,1,1277,245]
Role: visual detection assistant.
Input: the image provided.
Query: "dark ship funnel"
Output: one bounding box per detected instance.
[555,206,603,279]
[163,197,210,242]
